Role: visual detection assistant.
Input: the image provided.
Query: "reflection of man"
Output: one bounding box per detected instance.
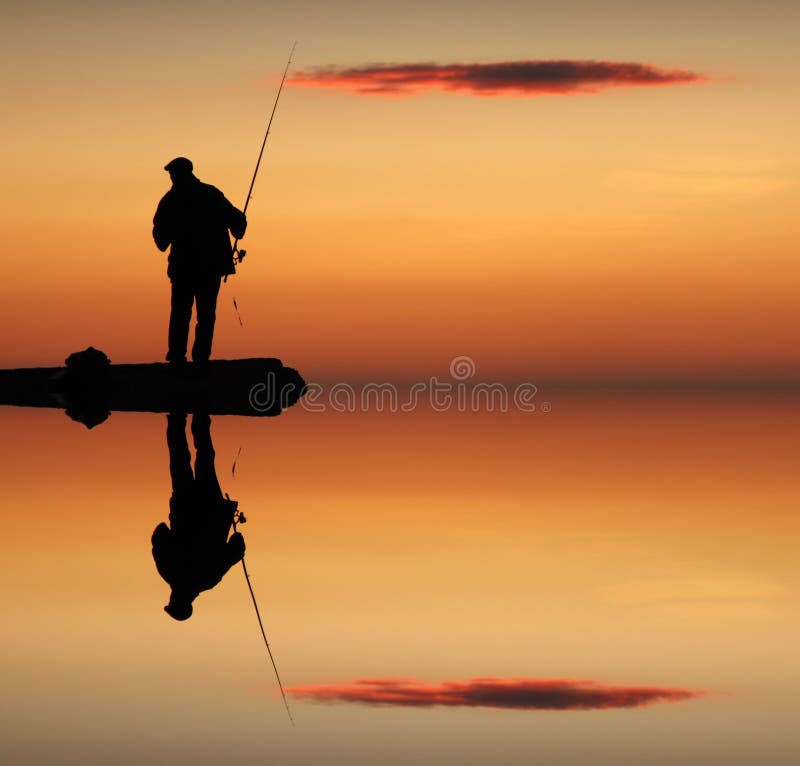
[152,157,247,365]
[152,412,244,620]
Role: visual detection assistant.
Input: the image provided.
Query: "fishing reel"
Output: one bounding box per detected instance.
[233,246,247,265]
[226,492,246,527]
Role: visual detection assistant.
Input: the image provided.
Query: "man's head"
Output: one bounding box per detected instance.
[164,157,194,185]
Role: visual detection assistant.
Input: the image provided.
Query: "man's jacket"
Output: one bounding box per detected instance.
[151,522,245,598]
[153,177,247,280]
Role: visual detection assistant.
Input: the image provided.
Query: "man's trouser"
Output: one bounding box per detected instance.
[167,275,222,363]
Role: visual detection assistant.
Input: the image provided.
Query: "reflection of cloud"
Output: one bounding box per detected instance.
[288,677,705,710]
[289,60,706,97]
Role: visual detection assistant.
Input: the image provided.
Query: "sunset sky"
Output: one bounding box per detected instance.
[2,0,798,383]
[1,5,799,764]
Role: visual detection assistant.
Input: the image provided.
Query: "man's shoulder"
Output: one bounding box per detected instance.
[162,180,222,200]
[198,181,226,199]
[195,182,236,212]
[151,522,171,546]
[156,188,175,207]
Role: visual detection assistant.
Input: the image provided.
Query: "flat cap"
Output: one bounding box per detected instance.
[164,157,193,174]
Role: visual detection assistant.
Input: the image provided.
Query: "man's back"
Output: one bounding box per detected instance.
[153,177,246,279]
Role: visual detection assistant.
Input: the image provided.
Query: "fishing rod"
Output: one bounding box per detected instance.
[231,41,297,269]
[232,506,295,726]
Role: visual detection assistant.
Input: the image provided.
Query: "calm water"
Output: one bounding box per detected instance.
[1,391,797,765]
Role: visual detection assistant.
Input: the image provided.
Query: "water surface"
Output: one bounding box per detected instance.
[1,391,797,765]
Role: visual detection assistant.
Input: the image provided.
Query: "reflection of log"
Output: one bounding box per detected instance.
[0,357,307,426]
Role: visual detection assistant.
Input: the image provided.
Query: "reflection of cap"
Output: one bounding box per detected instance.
[164,157,193,174]
[164,598,193,621]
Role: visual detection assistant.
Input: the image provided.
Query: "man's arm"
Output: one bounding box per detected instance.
[152,195,173,252]
[223,197,247,240]
[224,531,246,568]
[151,522,175,585]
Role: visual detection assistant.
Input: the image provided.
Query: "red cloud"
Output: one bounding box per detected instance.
[287,677,706,710]
[288,60,706,97]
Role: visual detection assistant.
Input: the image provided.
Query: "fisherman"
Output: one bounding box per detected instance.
[152,412,245,620]
[152,158,247,365]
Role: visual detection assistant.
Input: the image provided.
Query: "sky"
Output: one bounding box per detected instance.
[1,0,799,383]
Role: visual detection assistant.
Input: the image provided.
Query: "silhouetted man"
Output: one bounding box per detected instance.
[152,412,244,620]
[152,158,247,365]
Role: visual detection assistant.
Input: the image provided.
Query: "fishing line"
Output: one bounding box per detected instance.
[231,446,243,477]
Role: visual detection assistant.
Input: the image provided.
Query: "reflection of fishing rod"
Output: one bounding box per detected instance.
[231,42,297,270]
[232,507,295,726]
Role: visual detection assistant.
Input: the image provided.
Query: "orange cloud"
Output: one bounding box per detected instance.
[288,677,706,710]
[289,60,706,97]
